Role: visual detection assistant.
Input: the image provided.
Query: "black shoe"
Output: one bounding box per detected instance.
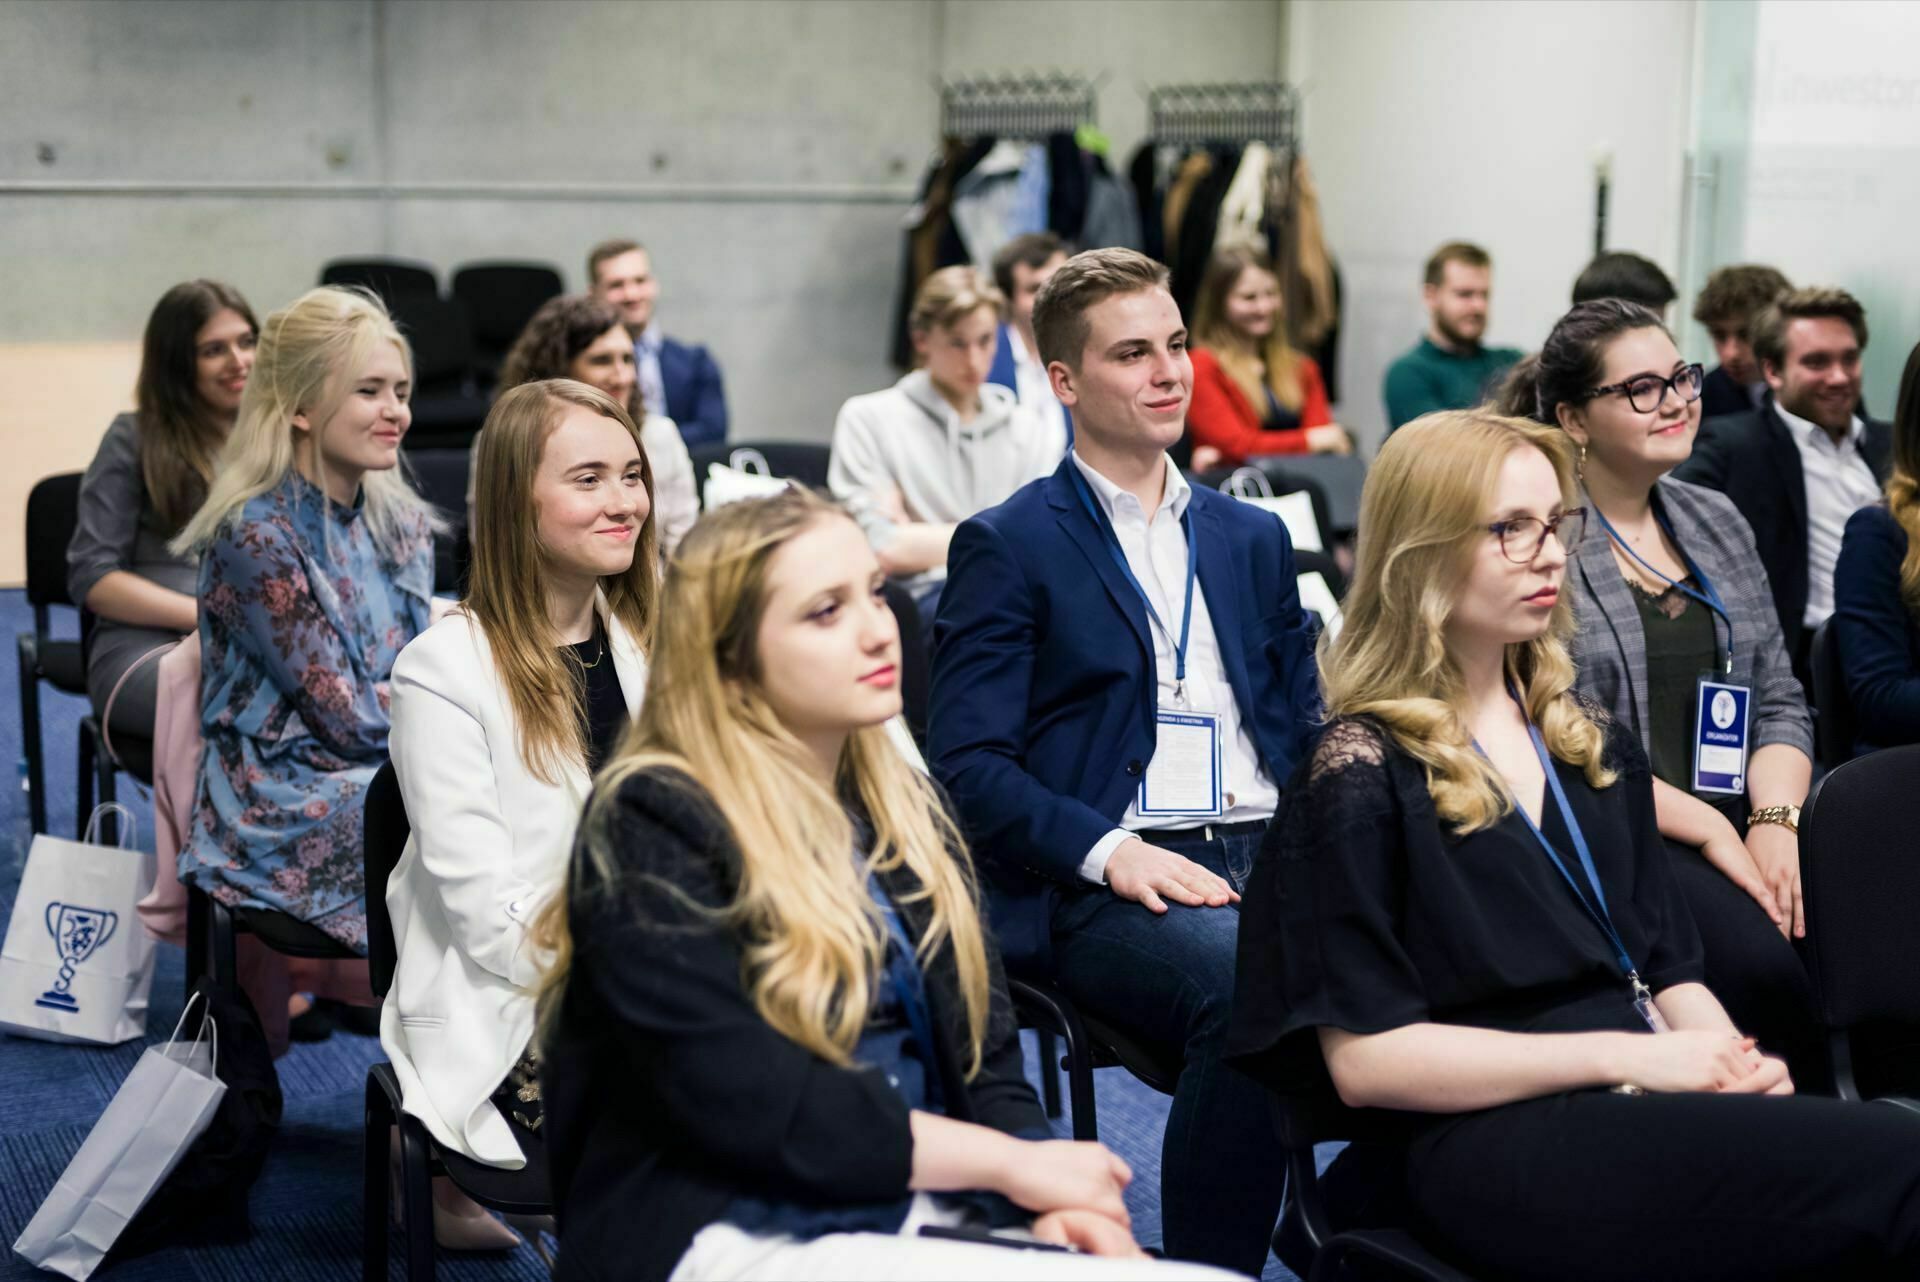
[288,1001,335,1042]
[319,998,382,1038]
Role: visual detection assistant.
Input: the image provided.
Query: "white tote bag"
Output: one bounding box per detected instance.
[702,447,792,510]
[0,804,156,1045]
[13,993,226,1280]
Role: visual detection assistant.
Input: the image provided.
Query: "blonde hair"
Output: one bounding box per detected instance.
[909,265,1004,346]
[1032,248,1169,370]
[1321,411,1614,832]
[532,488,992,1072]
[1193,245,1305,412]
[466,380,658,784]
[172,286,439,560]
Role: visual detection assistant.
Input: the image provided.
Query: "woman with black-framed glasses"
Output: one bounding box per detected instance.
[1524,299,1824,1090]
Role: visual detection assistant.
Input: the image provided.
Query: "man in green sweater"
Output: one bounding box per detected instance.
[1382,241,1523,431]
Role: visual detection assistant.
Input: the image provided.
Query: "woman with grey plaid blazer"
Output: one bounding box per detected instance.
[1527,300,1823,1085]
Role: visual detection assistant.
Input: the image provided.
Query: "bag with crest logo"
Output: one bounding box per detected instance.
[0,803,157,1045]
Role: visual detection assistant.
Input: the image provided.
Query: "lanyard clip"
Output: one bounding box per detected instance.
[1629,972,1653,1005]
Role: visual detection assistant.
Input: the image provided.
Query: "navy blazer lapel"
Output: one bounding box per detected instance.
[1044,463,1151,660]
[1189,496,1254,714]
[1761,402,1810,544]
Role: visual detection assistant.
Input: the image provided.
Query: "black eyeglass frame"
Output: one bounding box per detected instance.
[1487,507,1587,564]
[1585,363,1706,414]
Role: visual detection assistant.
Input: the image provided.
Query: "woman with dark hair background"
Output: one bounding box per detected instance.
[1832,340,1920,755]
[478,294,699,556]
[67,280,257,737]
[1529,299,1822,1085]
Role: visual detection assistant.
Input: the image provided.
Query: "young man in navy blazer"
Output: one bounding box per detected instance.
[929,247,1319,1275]
[589,237,730,447]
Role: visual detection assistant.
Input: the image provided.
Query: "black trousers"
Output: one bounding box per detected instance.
[1405,1091,1920,1281]
[1664,840,1827,1089]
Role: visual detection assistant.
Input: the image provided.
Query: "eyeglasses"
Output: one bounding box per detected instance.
[1586,363,1705,414]
[1487,508,1586,563]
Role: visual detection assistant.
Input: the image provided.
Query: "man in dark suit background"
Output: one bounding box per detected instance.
[1693,264,1792,419]
[1675,285,1889,676]
[588,237,730,446]
[929,248,1318,1275]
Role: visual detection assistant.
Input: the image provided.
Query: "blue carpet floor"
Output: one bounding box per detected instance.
[0,588,1300,1280]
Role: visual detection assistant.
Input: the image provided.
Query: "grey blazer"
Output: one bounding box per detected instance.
[1569,475,1814,768]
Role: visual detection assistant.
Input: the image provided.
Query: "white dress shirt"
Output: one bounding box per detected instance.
[633,324,667,420]
[1010,326,1071,440]
[1069,450,1279,884]
[1777,402,1881,627]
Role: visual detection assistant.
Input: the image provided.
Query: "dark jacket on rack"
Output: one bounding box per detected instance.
[542,768,1046,1282]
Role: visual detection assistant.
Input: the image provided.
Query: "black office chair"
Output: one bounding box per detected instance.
[1808,618,1855,771]
[402,448,474,596]
[689,441,834,503]
[387,295,489,451]
[14,470,136,840]
[321,259,441,304]
[360,761,553,1282]
[1267,1083,1480,1282]
[1799,744,1920,1100]
[1007,976,1183,1142]
[450,263,564,385]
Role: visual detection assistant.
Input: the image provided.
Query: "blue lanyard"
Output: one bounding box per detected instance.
[1482,684,1654,1017]
[865,870,943,1105]
[1593,505,1734,674]
[1067,464,1199,690]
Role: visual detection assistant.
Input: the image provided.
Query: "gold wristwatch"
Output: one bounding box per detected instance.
[1748,803,1801,835]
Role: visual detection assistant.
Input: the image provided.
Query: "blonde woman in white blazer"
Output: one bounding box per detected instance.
[384,379,659,1244]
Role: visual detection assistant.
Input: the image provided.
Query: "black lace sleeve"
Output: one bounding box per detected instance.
[1227,718,1433,1089]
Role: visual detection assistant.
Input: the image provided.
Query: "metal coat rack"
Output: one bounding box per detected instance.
[1147,81,1300,151]
[939,72,1098,140]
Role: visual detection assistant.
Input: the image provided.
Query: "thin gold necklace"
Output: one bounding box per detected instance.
[576,631,605,669]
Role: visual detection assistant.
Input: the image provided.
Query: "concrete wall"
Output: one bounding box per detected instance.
[0,0,1285,583]
[1286,0,1697,451]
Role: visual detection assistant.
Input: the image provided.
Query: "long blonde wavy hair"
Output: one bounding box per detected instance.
[172,286,439,560]
[466,380,658,784]
[531,487,992,1073]
[1321,411,1615,832]
[1193,244,1307,412]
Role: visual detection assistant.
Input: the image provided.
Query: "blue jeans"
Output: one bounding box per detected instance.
[1050,827,1283,1275]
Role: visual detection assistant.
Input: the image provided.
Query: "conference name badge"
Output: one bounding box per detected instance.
[1692,678,1750,796]
[1139,709,1225,818]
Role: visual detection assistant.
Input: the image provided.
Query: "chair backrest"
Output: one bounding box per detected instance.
[1809,618,1855,769]
[363,759,411,998]
[387,293,476,393]
[689,440,834,502]
[25,471,84,612]
[1800,744,1920,1029]
[450,262,566,352]
[881,580,930,743]
[319,257,441,303]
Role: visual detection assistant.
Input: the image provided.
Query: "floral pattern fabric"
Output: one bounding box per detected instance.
[180,471,433,952]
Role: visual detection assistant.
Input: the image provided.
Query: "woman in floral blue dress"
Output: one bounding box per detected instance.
[173,286,439,952]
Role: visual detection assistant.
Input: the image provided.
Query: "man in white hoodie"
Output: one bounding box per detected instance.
[829,266,1068,625]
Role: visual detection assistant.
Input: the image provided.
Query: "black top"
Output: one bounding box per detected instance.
[567,628,628,773]
[542,769,1045,1282]
[1227,707,1706,1097]
[1628,576,1716,790]
[1263,383,1303,433]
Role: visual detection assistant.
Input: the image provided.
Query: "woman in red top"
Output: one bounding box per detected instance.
[1187,245,1352,467]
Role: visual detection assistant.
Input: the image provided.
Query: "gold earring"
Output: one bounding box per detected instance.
[1577,442,1587,480]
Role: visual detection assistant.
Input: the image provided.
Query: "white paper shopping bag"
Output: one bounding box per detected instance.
[0,805,157,1045]
[703,448,792,509]
[13,994,226,1280]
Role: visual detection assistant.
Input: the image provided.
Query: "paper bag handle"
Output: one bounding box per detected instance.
[81,803,139,850]
[728,447,772,477]
[1222,467,1275,499]
[163,988,221,1076]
